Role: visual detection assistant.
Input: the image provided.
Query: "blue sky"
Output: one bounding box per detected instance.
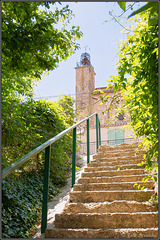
[33,2,145,102]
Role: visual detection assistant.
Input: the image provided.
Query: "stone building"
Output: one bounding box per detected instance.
[75,52,135,154]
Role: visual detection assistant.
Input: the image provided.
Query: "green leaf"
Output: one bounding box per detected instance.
[100,96,103,101]
[128,2,158,19]
[148,16,158,26]
[117,2,126,11]
[92,90,98,95]
[133,183,138,189]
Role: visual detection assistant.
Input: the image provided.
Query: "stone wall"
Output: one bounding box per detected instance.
[75,65,95,126]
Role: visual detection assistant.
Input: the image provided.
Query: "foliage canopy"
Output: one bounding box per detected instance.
[2,2,82,97]
[108,7,158,174]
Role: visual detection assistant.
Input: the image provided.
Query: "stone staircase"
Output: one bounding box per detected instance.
[45,142,158,238]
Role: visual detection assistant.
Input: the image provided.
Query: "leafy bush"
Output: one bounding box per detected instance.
[2,95,75,238]
[2,170,59,238]
[2,96,73,181]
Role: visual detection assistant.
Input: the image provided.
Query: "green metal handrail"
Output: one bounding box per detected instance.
[2,112,101,234]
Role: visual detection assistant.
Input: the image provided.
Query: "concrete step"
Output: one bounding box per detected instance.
[64,200,158,213]
[45,227,158,238]
[84,163,146,172]
[69,190,154,203]
[77,174,148,184]
[81,169,146,178]
[88,158,143,167]
[73,181,154,191]
[55,212,158,229]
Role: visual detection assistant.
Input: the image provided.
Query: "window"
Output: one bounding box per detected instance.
[108,129,124,146]
[117,113,124,121]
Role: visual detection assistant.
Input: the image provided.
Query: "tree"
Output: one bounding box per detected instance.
[2,2,82,162]
[117,1,158,25]
[107,7,158,177]
[2,2,82,97]
[2,4,81,237]
[2,1,81,183]
[56,95,75,125]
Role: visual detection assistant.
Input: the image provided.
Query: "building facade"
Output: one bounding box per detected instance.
[75,52,135,154]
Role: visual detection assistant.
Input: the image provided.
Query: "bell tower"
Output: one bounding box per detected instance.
[75,52,96,122]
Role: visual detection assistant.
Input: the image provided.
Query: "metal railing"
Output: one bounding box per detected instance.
[2,112,101,234]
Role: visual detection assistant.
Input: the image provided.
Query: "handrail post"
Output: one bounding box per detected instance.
[96,113,99,151]
[41,145,51,234]
[87,119,90,164]
[99,119,101,146]
[72,127,76,187]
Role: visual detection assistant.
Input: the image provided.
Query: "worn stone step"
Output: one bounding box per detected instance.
[94,151,145,159]
[77,174,148,184]
[93,153,143,160]
[98,143,138,151]
[98,145,146,153]
[93,154,144,161]
[98,143,142,151]
[55,212,158,229]
[98,148,146,155]
[69,190,154,203]
[92,155,144,163]
[98,142,139,151]
[82,169,146,178]
[45,227,158,238]
[97,148,143,154]
[73,181,154,191]
[64,200,158,213]
[84,163,146,172]
[88,158,143,167]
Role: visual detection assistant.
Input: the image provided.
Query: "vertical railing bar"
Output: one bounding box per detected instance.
[87,119,90,164]
[99,119,101,146]
[41,145,51,234]
[96,114,99,151]
[72,127,76,187]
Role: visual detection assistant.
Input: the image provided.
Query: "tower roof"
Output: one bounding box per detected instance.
[76,52,94,70]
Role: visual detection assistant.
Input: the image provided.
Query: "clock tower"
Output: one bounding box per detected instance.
[75,52,96,122]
